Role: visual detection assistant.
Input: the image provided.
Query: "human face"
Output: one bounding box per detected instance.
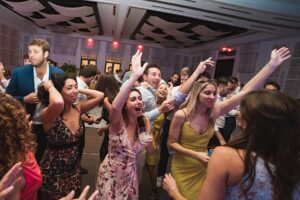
[156,83,168,99]
[126,91,143,117]
[180,74,189,85]
[28,45,48,67]
[224,82,234,95]
[199,84,217,108]
[61,79,78,103]
[171,74,180,84]
[143,67,161,89]
[265,84,279,92]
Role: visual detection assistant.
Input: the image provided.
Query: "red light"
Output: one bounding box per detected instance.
[137,45,143,51]
[112,41,119,49]
[222,47,227,51]
[86,38,94,48]
[228,48,232,52]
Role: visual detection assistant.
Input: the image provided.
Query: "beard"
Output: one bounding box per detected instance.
[32,58,46,68]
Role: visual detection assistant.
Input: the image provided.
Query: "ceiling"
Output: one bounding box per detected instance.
[1,0,300,49]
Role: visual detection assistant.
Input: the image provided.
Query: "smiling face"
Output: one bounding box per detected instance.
[199,83,217,109]
[125,90,144,117]
[61,78,78,104]
[143,67,161,89]
[28,45,48,67]
[156,83,168,99]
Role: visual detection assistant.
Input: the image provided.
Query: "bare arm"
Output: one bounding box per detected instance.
[78,88,104,114]
[144,117,155,154]
[179,58,214,94]
[42,80,64,132]
[110,50,148,132]
[198,147,230,200]
[103,97,112,114]
[163,174,187,200]
[168,110,210,166]
[215,131,226,145]
[213,47,291,118]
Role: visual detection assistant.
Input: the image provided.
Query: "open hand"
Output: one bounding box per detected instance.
[131,50,148,78]
[196,57,215,74]
[0,162,22,200]
[269,47,291,67]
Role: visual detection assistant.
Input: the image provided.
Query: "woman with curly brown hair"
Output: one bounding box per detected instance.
[0,93,42,200]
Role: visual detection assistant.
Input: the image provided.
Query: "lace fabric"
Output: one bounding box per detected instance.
[225,157,300,200]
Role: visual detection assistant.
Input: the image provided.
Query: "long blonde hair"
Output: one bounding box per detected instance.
[180,80,217,123]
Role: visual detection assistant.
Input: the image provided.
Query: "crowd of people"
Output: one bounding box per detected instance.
[0,38,299,200]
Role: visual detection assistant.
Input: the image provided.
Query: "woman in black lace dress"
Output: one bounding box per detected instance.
[37,74,104,199]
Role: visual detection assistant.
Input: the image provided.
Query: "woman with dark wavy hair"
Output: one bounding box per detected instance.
[37,73,104,199]
[95,74,120,162]
[0,93,42,200]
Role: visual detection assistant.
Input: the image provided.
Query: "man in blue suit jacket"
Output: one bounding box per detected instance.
[6,38,64,163]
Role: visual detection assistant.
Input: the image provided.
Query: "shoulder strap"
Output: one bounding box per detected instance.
[181,109,187,121]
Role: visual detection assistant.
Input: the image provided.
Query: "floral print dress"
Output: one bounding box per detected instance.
[38,117,83,200]
[96,126,143,200]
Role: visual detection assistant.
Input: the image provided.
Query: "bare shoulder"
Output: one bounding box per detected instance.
[174,109,186,121]
[211,146,241,162]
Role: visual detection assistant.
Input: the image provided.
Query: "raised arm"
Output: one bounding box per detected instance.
[78,88,104,114]
[179,57,214,94]
[213,47,291,118]
[110,50,148,131]
[41,80,64,132]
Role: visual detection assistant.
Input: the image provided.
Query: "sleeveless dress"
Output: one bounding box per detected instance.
[21,151,42,200]
[38,117,83,199]
[146,113,165,166]
[96,126,143,200]
[171,118,214,200]
[226,157,300,200]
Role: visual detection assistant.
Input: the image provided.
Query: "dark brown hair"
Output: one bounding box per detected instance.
[228,90,300,200]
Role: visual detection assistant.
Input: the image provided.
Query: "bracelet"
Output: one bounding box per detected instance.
[168,186,177,197]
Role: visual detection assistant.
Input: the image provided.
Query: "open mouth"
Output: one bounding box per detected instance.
[135,107,142,111]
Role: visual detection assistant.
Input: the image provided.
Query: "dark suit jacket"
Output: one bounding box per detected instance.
[6,64,64,117]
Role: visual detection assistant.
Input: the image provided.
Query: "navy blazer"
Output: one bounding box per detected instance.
[6,64,64,117]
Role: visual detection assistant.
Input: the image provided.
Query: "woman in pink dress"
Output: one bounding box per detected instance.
[96,50,154,200]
